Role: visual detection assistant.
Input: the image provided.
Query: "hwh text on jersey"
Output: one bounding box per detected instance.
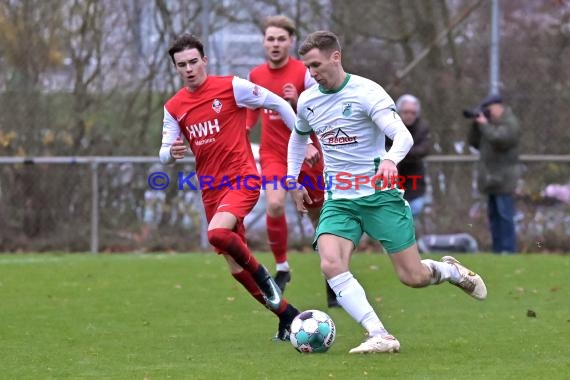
[186,119,220,141]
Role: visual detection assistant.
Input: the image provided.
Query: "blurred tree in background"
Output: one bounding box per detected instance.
[1,0,568,155]
[0,0,569,252]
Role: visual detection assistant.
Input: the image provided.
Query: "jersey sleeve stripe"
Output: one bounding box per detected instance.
[294,127,312,135]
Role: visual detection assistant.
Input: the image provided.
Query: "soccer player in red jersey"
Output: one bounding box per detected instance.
[159,33,299,340]
[247,16,337,307]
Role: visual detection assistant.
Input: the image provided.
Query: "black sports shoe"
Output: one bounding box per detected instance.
[253,265,282,311]
[273,305,299,341]
[274,270,292,293]
[274,320,292,341]
[326,281,340,308]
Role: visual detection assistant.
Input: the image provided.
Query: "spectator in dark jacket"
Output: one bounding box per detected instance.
[467,94,520,253]
[387,94,431,217]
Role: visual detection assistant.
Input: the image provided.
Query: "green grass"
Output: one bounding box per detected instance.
[0,253,568,380]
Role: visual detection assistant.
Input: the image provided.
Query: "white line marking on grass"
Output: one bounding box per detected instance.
[0,256,69,265]
[0,254,179,265]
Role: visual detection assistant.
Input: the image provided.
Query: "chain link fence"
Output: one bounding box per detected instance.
[1,1,568,254]
[417,156,570,253]
[1,155,568,253]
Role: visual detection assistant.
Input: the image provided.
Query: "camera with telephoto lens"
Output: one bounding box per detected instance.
[463,107,491,120]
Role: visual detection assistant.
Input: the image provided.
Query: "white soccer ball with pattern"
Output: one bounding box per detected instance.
[290,309,336,353]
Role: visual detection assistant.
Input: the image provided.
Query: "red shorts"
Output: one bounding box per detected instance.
[260,154,324,208]
[202,187,260,254]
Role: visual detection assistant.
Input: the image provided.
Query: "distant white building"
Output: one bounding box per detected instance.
[208,24,265,77]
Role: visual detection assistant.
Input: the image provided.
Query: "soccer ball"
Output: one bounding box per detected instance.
[290,309,336,353]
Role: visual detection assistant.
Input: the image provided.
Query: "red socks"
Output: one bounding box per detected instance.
[232,271,265,306]
[266,214,288,264]
[207,228,260,273]
[232,270,288,315]
[209,228,290,316]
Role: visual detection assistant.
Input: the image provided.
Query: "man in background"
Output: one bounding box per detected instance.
[387,94,431,218]
[467,94,520,253]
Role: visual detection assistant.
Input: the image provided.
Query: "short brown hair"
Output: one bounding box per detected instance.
[298,31,341,56]
[168,33,205,64]
[263,15,296,36]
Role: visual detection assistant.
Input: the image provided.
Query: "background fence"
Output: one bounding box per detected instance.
[1,2,569,254]
[1,155,568,254]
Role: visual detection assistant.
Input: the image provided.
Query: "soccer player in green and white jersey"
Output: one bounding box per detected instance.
[286,31,487,354]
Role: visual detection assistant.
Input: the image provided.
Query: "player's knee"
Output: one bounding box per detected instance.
[398,271,427,288]
[320,258,343,278]
[266,200,285,216]
[207,228,230,247]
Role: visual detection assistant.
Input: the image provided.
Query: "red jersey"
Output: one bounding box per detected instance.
[247,58,317,159]
[163,76,272,196]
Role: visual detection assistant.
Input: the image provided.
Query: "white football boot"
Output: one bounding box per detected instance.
[441,256,487,300]
[348,334,400,354]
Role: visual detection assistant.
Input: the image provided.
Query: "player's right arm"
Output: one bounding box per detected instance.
[301,70,320,165]
[287,96,312,181]
[159,106,186,164]
[286,100,313,212]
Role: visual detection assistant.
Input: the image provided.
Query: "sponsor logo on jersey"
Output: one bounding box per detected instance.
[390,106,398,119]
[315,124,334,135]
[212,99,223,114]
[194,138,216,146]
[186,118,220,142]
[342,103,352,117]
[321,128,357,146]
[176,112,188,122]
[252,85,261,96]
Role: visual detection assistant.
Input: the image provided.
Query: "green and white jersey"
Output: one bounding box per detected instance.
[292,73,412,200]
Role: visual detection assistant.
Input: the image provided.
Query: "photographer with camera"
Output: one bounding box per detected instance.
[465,94,520,253]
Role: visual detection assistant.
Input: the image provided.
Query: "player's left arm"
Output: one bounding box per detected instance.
[282,83,300,110]
[281,69,316,111]
[244,72,261,135]
[369,92,413,182]
[374,108,413,160]
[234,76,317,167]
[232,76,296,131]
[245,108,260,135]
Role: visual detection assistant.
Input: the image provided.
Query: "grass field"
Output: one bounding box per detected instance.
[0,252,568,380]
